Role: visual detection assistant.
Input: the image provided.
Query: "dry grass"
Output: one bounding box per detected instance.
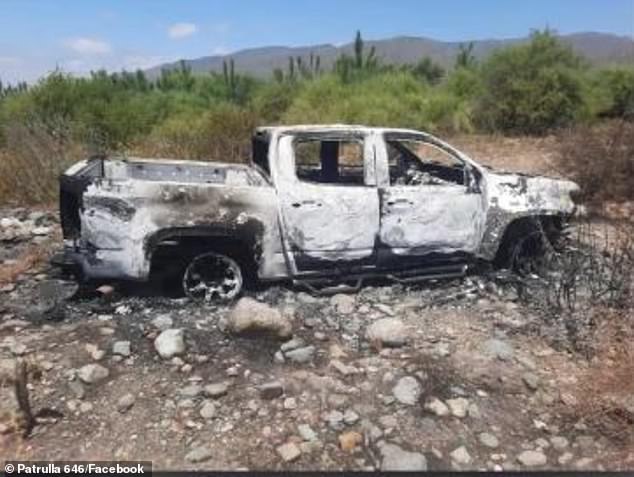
[566,311,634,447]
[0,245,50,285]
[0,121,85,205]
[449,133,560,176]
[555,120,634,204]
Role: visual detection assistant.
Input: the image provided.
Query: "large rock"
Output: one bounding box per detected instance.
[154,329,185,359]
[392,376,421,405]
[366,318,408,347]
[378,442,427,471]
[227,298,292,339]
[77,364,109,384]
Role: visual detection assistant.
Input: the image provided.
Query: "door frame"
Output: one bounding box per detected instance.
[374,131,487,266]
[272,130,383,277]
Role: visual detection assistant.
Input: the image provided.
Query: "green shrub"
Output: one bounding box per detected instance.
[592,68,634,119]
[477,30,587,134]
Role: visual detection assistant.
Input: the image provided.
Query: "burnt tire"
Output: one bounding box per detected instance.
[182,252,243,302]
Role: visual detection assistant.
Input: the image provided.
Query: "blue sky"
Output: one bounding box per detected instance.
[1,0,632,84]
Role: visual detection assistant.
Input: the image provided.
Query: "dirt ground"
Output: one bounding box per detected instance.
[1,137,633,471]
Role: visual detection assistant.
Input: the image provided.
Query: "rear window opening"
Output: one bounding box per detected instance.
[293,138,365,186]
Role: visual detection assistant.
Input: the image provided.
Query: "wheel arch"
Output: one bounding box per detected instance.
[145,226,260,281]
[493,214,566,268]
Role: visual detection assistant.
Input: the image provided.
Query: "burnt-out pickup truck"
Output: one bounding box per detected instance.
[57,125,579,301]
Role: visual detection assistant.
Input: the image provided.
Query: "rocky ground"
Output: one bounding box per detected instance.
[1,208,633,471]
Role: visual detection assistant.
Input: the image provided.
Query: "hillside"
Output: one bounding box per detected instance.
[147,31,634,77]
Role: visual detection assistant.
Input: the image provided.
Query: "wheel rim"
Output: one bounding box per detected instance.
[183,252,243,302]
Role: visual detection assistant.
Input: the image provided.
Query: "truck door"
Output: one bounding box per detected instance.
[275,133,380,273]
[377,134,486,265]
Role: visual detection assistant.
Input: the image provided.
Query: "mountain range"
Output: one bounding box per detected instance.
[147,31,634,78]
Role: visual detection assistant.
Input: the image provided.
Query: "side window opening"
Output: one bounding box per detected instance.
[387,139,466,187]
[293,138,365,186]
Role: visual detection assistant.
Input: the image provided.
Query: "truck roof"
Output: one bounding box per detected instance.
[254,124,428,137]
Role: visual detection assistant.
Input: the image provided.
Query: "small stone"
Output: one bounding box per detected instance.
[32,226,52,236]
[284,346,315,364]
[517,450,547,467]
[550,436,569,450]
[117,393,135,413]
[77,363,109,384]
[324,410,344,429]
[575,458,594,469]
[276,442,301,462]
[479,432,499,449]
[330,294,356,314]
[558,452,574,465]
[10,342,27,356]
[484,338,514,361]
[343,409,359,425]
[152,314,173,330]
[180,384,203,398]
[280,337,305,352]
[79,402,93,413]
[522,372,539,391]
[68,380,85,399]
[112,341,131,357]
[392,376,421,405]
[154,329,185,359]
[447,397,469,418]
[450,446,472,465]
[274,351,285,363]
[378,442,427,471]
[330,359,356,376]
[424,397,450,416]
[339,431,363,452]
[283,397,297,410]
[258,380,284,399]
[204,382,229,398]
[366,318,408,347]
[298,424,317,441]
[199,401,216,420]
[185,446,213,463]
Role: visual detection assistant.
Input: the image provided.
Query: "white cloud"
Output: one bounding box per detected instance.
[168,22,198,39]
[64,37,112,55]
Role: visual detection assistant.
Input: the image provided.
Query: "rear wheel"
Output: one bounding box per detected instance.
[182,252,243,302]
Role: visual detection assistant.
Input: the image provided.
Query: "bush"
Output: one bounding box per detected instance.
[478,30,587,134]
[593,68,634,119]
[283,72,473,134]
[555,121,634,203]
[133,104,258,161]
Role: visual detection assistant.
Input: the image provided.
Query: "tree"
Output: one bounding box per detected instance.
[411,57,445,84]
[477,30,586,134]
[455,42,477,69]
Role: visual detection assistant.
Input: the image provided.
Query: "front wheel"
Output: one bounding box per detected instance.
[182,252,243,302]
